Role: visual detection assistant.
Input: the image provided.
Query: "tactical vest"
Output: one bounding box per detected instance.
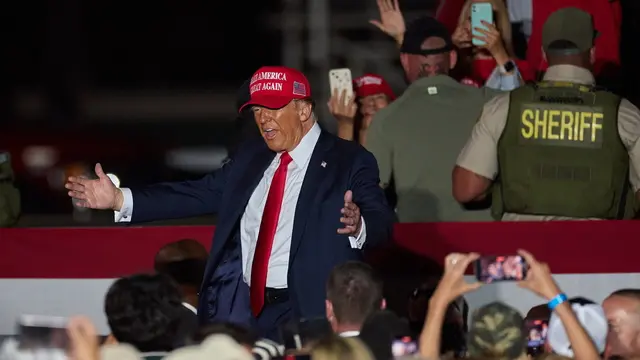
[492,81,635,219]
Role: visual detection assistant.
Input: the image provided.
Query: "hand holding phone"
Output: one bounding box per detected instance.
[475,255,528,283]
[471,2,493,46]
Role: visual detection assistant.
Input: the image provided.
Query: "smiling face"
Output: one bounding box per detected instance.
[253,100,314,152]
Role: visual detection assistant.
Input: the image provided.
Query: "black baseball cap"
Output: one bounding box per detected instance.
[400,16,454,55]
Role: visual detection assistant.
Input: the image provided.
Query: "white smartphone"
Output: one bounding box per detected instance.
[328,68,354,105]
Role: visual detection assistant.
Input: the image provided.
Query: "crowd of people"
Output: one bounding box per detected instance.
[325,1,638,222]
[3,0,639,359]
[3,242,640,360]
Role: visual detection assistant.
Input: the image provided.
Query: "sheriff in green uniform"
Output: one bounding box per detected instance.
[453,8,640,220]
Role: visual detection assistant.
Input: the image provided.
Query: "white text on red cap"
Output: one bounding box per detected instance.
[250,71,288,94]
[355,76,383,87]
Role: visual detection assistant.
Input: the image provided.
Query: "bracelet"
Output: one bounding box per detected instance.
[547,293,568,311]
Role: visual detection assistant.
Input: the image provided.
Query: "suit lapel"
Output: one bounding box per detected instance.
[228,143,275,226]
[290,131,336,261]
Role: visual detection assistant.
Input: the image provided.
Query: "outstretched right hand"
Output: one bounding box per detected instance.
[66,163,122,211]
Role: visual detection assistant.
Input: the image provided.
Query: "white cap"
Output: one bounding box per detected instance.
[165,335,253,360]
[547,302,608,357]
[100,344,142,360]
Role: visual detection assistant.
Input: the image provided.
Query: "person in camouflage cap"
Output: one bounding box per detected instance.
[467,301,527,360]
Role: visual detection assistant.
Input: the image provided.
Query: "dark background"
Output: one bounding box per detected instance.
[2,0,639,225]
[5,1,280,90]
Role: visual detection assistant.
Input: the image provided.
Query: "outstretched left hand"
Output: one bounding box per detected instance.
[337,190,362,236]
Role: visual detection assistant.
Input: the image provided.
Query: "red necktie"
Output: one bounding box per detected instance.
[250,152,293,316]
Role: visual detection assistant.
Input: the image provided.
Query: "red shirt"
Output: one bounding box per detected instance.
[435,0,466,35]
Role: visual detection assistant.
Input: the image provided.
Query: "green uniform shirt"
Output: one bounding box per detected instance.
[366,75,504,222]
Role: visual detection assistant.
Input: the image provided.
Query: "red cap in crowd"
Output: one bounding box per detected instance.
[239,66,311,112]
[353,74,396,100]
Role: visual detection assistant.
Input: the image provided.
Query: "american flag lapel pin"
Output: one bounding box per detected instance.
[321,161,327,168]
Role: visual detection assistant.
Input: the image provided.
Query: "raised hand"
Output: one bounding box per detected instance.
[473,20,508,60]
[517,249,562,300]
[67,316,100,360]
[369,0,406,45]
[433,253,482,304]
[66,163,121,210]
[327,89,358,125]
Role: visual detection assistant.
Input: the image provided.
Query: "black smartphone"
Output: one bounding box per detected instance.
[279,317,331,350]
[475,255,528,283]
[17,315,69,350]
[391,336,418,357]
[526,319,548,356]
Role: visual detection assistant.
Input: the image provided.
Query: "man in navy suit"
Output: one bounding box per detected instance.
[65,66,394,340]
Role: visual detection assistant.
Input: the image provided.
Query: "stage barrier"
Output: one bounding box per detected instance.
[0,222,639,334]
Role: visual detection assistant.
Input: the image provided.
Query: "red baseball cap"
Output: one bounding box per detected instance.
[353,74,396,100]
[239,66,312,112]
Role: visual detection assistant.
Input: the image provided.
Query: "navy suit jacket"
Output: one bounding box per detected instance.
[128,129,393,322]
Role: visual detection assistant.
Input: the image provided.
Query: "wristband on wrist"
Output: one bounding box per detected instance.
[547,293,568,311]
[500,60,516,74]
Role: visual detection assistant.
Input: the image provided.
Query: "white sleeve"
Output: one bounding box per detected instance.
[114,188,134,223]
[348,217,367,249]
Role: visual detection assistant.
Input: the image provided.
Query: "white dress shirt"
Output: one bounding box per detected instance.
[182,302,197,315]
[115,122,366,288]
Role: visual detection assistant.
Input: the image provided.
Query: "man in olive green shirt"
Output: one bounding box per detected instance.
[366,16,522,222]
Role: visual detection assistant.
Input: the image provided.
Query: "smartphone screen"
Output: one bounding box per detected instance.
[471,2,493,46]
[526,320,548,356]
[17,315,69,350]
[475,255,528,283]
[391,336,418,357]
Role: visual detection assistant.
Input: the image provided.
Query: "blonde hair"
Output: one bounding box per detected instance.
[535,354,574,360]
[311,335,374,360]
[458,0,515,57]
